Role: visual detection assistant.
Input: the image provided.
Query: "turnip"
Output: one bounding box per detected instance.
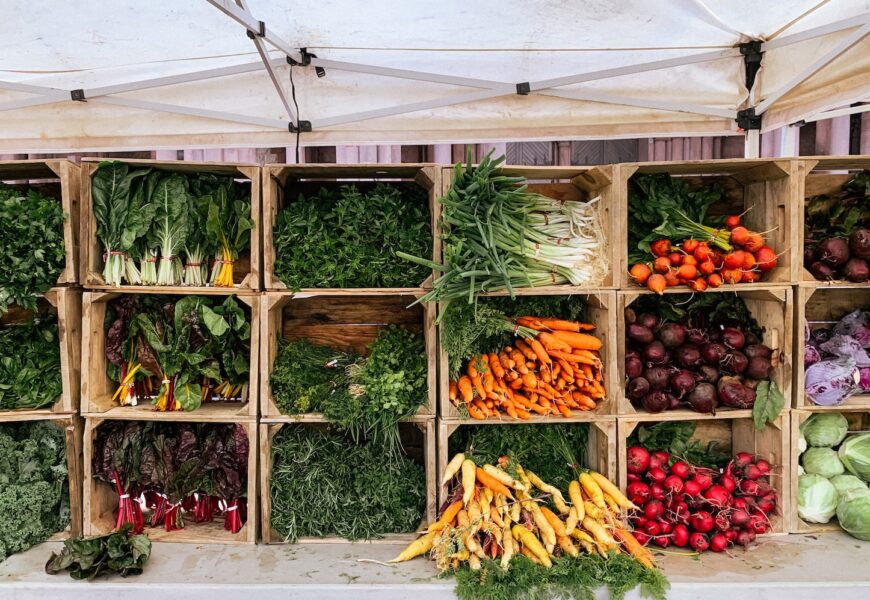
[675,345,703,368]
[628,323,655,344]
[644,366,670,390]
[658,322,687,348]
[627,377,650,400]
[643,341,668,364]
[818,237,850,267]
[626,445,651,474]
[722,327,746,350]
[690,511,715,533]
[843,258,870,283]
[709,533,728,552]
[687,382,717,414]
[701,342,728,365]
[642,390,670,413]
[689,532,709,552]
[670,369,697,397]
[849,228,870,259]
[672,523,690,547]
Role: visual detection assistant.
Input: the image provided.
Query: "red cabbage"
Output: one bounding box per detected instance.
[861,368,870,392]
[820,335,870,367]
[805,357,861,406]
[805,344,821,367]
[832,310,870,348]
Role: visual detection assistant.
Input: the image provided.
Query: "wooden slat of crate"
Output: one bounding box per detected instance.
[260,291,436,419]
[616,159,797,288]
[789,408,870,533]
[0,413,83,538]
[798,156,870,285]
[795,283,870,410]
[260,418,436,544]
[78,158,260,291]
[262,163,440,292]
[82,416,257,544]
[81,291,259,419]
[617,412,790,534]
[439,164,617,290]
[0,288,81,415]
[438,291,617,421]
[617,287,793,418]
[0,160,80,286]
[437,418,616,506]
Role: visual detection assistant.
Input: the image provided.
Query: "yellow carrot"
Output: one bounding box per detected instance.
[579,472,606,509]
[500,521,514,570]
[526,470,569,515]
[582,516,615,546]
[441,453,465,486]
[389,531,436,562]
[461,459,477,506]
[512,524,552,567]
[483,464,526,492]
[590,471,638,510]
[557,534,580,557]
[568,481,586,522]
[565,506,579,536]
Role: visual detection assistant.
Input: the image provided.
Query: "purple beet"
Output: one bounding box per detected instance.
[644,366,671,390]
[843,258,870,283]
[625,351,644,379]
[642,390,670,413]
[670,369,697,398]
[658,322,687,349]
[675,345,703,368]
[643,341,668,364]
[818,237,850,267]
[627,377,651,400]
[687,382,717,414]
[849,228,870,259]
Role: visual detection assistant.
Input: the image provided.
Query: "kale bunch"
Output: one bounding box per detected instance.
[46,524,151,579]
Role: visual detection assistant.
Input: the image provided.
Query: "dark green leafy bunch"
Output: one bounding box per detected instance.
[0,421,70,562]
[449,423,588,491]
[441,295,586,378]
[0,314,62,410]
[0,184,66,313]
[627,173,723,264]
[628,421,729,469]
[453,554,669,600]
[45,525,151,579]
[270,326,428,446]
[273,183,431,289]
[805,170,870,240]
[268,425,425,543]
[91,421,248,504]
[630,292,763,341]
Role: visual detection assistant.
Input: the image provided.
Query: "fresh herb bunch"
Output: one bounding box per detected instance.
[630,292,763,341]
[453,554,669,600]
[449,423,588,491]
[628,173,724,264]
[805,170,870,239]
[45,525,151,579]
[269,425,425,542]
[0,184,66,313]
[628,421,729,469]
[270,326,428,446]
[0,421,70,562]
[273,183,431,289]
[441,295,586,378]
[0,315,62,410]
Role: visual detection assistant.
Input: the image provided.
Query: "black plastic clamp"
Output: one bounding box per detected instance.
[287,48,315,67]
[516,82,531,95]
[70,89,86,102]
[246,20,265,39]
[739,40,764,93]
[736,107,762,131]
[289,120,312,133]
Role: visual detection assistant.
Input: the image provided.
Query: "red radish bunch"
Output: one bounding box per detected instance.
[625,446,777,553]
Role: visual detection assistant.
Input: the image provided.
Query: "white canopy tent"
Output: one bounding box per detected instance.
[0,0,869,155]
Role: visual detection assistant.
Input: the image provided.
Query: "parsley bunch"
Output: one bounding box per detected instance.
[272,183,432,289]
[0,315,62,410]
[0,184,66,313]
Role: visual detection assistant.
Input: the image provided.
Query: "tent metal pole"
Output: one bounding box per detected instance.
[755,22,870,115]
[204,0,304,63]
[310,58,506,89]
[94,97,289,130]
[0,81,68,98]
[803,103,870,122]
[0,96,66,112]
[744,129,761,158]
[778,124,799,156]
[763,12,870,51]
[539,89,736,119]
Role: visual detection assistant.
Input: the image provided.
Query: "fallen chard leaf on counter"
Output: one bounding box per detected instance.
[45,525,151,580]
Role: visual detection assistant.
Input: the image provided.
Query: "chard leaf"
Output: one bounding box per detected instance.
[753,380,785,430]
[150,174,189,257]
[200,305,229,338]
[174,383,202,412]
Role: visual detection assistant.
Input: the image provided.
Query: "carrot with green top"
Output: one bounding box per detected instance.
[551,330,602,350]
[476,468,515,500]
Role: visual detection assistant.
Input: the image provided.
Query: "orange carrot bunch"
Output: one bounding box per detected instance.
[448,317,605,419]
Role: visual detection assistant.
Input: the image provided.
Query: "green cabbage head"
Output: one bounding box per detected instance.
[802,447,845,478]
[836,490,870,540]
[798,474,838,523]
[830,474,870,500]
[839,433,870,482]
[801,413,848,448]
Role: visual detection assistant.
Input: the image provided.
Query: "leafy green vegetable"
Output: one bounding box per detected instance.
[150,174,190,286]
[268,424,425,542]
[628,421,729,469]
[753,380,785,430]
[199,174,253,287]
[805,171,870,240]
[452,553,669,600]
[0,420,70,562]
[270,340,357,415]
[448,423,588,491]
[630,292,763,341]
[273,183,431,289]
[0,184,66,313]
[45,525,151,579]
[0,314,62,410]
[627,173,724,264]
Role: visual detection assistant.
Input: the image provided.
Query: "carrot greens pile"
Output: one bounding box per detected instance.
[268,425,426,542]
[273,183,431,289]
[0,183,66,313]
[0,314,62,410]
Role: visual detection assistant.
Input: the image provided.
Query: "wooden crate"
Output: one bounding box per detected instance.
[0,413,83,539]
[79,159,260,292]
[617,287,793,418]
[438,291,618,421]
[796,283,870,410]
[789,408,870,533]
[262,163,440,292]
[617,159,798,289]
[617,412,790,534]
[260,418,436,543]
[0,288,81,415]
[81,290,259,419]
[437,418,616,506]
[798,156,870,285]
[83,416,257,544]
[0,159,80,286]
[260,291,436,419]
[439,164,617,291]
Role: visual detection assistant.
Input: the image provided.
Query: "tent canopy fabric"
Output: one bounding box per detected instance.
[0,0,868,151]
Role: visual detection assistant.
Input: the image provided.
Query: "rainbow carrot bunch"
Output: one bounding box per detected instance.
[390,453,654,572]
[448,317,606,419]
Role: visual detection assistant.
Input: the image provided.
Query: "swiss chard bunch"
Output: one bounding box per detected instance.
[0,184,66,313]
[45,525,151,580]
[0,421,70,562]
[273,183,432,289]
[0,314,62,410]
[200,174,253,288]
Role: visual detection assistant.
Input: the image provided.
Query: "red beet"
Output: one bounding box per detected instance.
[664,475,684,494]
[627,481,651,504]
[687,382,717,414]
[746,356,772,380]
[731,508,751,527]
[844,258,870,283]
[628,323,655,345]
[757,497,776,514]
[849,228,870,259]
[693,472,714,490]
[686,329,707,346]
[736,530,754,547]
[717,377,756,408]
[749,513,769,534]
[725,351,749,374]
[626,446,651,474]
[672,501,690,524]
[633,531,650,546]
[739,479,760,496]
[701,342,728,365]
[653,535,670,548]
[643,341,668,364]
[709,533,728,552]
[734,452,754,467]
[697,364,720,384]
[818,237,850,267]
[637,313,658,330]
[703,485,732,508]
[743,463,763,481]
[658,322,687,348]
[725,529,737,543]
[650,482,666,501]
[642,391,670,413]
[683,479,702,497]
[651,450,670,464]
[810,261,836,280]
[643,499,665,520]
[690,511,715,533]
[675,345,703,368]
[689,532,709,552]
[627,377,651,400]
[744,344,772,360]
[670,369,697,397]
[625,351,644,379]
[671,461,690,480]
[719,474,737,493]
[644,520,661,536]
[714,512,731,531]
[644,366,671,390]
[672,523,690,547]
[722,327,745,350]
[659,520,673,535]
[755,459,771,475]
[648,453,666,470]
[647,467,667,484]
